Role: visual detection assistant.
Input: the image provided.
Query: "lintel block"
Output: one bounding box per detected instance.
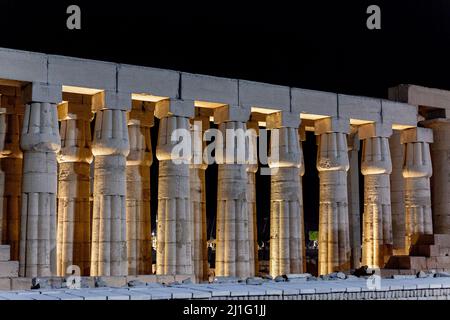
[314,117,349,135]
[266,111,301,129]
[401,127,433,144]
[213,105,250,124]
[154,99,195,119]
[358,122,393,139]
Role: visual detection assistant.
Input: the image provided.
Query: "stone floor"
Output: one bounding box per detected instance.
[1,276,450,300]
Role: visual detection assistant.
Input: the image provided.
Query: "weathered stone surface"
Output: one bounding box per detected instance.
[360,128,393,268]
[389,130,406,253]
[0,277,10,291]
[0,98,23,262]
[56,99,93,277]
[91,108,130,276]
[269,122,305,277]
[181,73,238,106]
[118,64,179,98]
[316,123,351,275]
[215,120,251,279]
[19,102,61,277]
[246,120,259,276]
[190,116,209,282]
[126,101,153,275]
[423,119,450,235]
[239,80,290,111]
[156,114,193,275]
[347,129,361,269]
[401,128,434,251]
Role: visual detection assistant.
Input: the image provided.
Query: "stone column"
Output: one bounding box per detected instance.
[214,105,251,278]
[389,130,406,254]
[423,119,450,235]
[126,101,153,275]
[0,93,23,261]
[246,119,259,276]
[19,84,61,277]
[90,93,130,276]
[56,99,93,276]
[155,100,194,276]
[315,117,351,275]
[347,127,361,269]
[360,123,393,268]
[267,112,304,277]
[190,115,209,282]
[401,127,433,251]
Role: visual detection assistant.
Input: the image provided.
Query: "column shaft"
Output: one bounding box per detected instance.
[347,129,361,269]
[57,111,92,276]
[401,128,433,251]
[246,121,258,276]
[190,117,209,281]
[19,102,61,277]
[389,130,406,253]
[269,127,304,277]
[156,115,192,275]
[361,135,393,268]
[424,119,450,234]
[317,131,350,275]
[126,102,153,275]
[91,109,129,276]
[0,100,23,261]
[215,121,250,278]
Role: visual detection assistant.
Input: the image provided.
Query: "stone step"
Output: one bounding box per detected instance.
[385,256,427,270]
[434,235,450,247]
[410,244,440,257]
[0,246,10,262]
[413,234,450,247]
[0,261,19,278]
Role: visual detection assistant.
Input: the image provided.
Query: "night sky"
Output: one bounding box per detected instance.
[1,0,449,245]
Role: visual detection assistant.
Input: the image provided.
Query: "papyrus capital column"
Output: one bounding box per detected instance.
[156,99,194,276]
[190,114,209,281]
[90,91,130,276]
[347,126,361,269]
[423,118,450,235]
[19,83,62,277]
[389,130,406,254]
[126,100,154,275]
[359,122,393,268]
[56,96,94,276]
[246,118,259,276]
[214,105,251,278]
[267,111,305,277]
[315,117,350,275]
[0,92,23,262]
[346,127,361,269]
[401,127,433,251]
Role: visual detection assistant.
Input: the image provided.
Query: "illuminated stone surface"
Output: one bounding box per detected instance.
[215,105,251,278]
[190,115,209,281]
[268,112,305,277]
[0,91,23,262]
[1,48,450,293]
[360,123,393,268]
[401,127,433,251]
[56,97,93,276]
[156,100,194,276]
[315,118,351,275]
[90,106,130,276]
[126,101,153,275]
[19,100,61,277]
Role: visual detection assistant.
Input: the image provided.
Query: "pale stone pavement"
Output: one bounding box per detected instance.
[1,277,450,300]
